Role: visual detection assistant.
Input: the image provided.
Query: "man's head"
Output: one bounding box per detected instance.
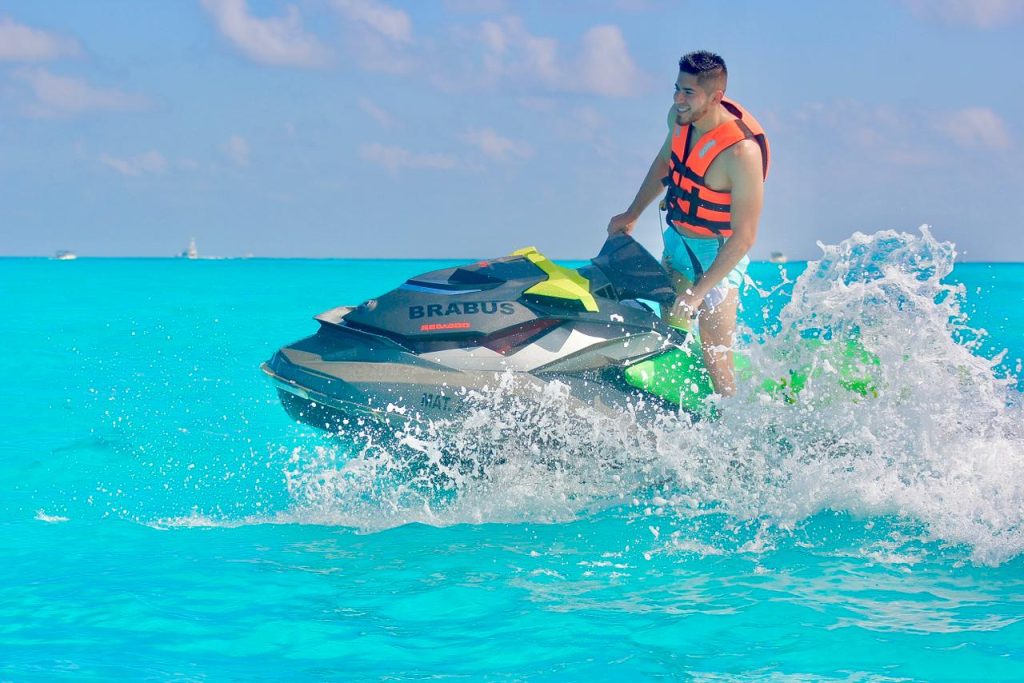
[679,51,727,94]
[674,51,727,126]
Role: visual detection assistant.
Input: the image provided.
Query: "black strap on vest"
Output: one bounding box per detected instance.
[682,239,704,284]
[661,181,733,234]
[662,149,734,235]
[679,236,726,286]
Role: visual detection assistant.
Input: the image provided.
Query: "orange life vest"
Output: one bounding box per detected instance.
[662,97,770,238]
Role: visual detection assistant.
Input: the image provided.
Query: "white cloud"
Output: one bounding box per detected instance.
[787,100,941,166]
[201,0,330,67]
[461,127,533,161]
[100,151,168,177]
[358,97,395,128]
[10,67,150,118]
[223,135,251,166]
[490,18,560,84]
[360,143,457,173]
[788,100,1015,165]
[476,18,644,97]
[0,16,81,61]
[934,107,1012,151]
[612,0,660,9]
[443,0,507,13]
[516,96,557,112]
[559,106,614,157]
[903,0,1024,28]
[330,0,415,73]
[479,20,507,54]
[332,0,412,43]
[575,25,644,97]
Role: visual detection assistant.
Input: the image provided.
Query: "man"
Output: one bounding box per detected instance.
[608,50,769,397]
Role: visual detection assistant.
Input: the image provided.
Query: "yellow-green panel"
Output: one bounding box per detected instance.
[512,246,598,312]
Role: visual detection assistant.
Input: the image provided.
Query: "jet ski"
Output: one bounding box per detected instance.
[262,234,884,434]
[260,235,730,432]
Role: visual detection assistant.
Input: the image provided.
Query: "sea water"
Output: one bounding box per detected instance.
[1,227,1022,681]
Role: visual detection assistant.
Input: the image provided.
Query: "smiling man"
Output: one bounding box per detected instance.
[608,51,769,397]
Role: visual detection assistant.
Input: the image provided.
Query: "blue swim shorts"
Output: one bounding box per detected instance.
[662,227,749,307]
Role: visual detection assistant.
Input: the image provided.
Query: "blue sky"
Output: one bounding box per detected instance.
[1,0,1022,260]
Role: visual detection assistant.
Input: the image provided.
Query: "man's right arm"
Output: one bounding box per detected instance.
[608,121,674,235]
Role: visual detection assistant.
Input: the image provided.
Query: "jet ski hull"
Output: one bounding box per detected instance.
[262,338,668,432]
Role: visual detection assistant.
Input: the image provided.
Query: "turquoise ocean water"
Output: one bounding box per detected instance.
[2,229,1023,680]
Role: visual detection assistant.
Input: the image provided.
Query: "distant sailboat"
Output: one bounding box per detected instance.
[180,238,198,259]
[769,251,788,264]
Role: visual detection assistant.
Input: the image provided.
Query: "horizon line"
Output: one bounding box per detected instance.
[2,255,1021,265]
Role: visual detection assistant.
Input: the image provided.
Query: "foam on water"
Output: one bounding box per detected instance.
[34,509,70,523]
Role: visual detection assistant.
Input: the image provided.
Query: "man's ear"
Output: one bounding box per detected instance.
[710,89,725,106]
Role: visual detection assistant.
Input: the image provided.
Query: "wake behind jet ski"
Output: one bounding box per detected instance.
[261,235,720,433]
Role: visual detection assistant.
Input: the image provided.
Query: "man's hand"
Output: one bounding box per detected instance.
[607,212,637,236]
[671,291,703,320]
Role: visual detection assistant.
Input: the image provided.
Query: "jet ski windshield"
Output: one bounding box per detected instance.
[579,235,676,307]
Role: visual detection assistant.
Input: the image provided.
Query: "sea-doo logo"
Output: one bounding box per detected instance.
[409,302,516,319]
[420,322,470,332]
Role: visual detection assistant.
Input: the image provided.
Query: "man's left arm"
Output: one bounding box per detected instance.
[683,140,765,306]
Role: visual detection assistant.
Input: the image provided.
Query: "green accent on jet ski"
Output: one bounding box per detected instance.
[761,337,880,401]
[513,246,599,313]
[623,334,714,414]
[624,332,879,410]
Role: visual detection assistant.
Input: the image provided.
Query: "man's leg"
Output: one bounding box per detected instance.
[698,288,739,396]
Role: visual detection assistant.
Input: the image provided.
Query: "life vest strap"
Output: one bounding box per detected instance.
[666,212,732,235]
[663,198,732,235]
[662,178,731,213]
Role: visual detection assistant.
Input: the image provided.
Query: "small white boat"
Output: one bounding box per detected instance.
[180,238,198,259]
[769,251,788,264]
[54,250,77,261]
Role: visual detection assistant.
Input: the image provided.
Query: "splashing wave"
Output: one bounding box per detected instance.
[282,228,1023,565]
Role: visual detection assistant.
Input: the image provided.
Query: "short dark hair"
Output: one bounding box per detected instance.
[679,51,727,93]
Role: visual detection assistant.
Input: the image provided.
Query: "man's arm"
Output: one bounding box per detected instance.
[681,139,765,305]
[608,112,675,235]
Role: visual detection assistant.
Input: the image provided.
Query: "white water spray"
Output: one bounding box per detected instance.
[284,228,1023,564]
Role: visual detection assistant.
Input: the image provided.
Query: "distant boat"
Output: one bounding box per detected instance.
[769,251,788,264]
[180,238,198,259]
[54,250,77,261]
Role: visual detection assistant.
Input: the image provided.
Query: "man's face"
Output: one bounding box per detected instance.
[674,72,719,126]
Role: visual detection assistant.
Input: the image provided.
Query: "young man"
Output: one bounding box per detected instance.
[608,51,769,396]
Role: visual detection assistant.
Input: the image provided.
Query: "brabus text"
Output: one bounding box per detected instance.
[409,302,515,318]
